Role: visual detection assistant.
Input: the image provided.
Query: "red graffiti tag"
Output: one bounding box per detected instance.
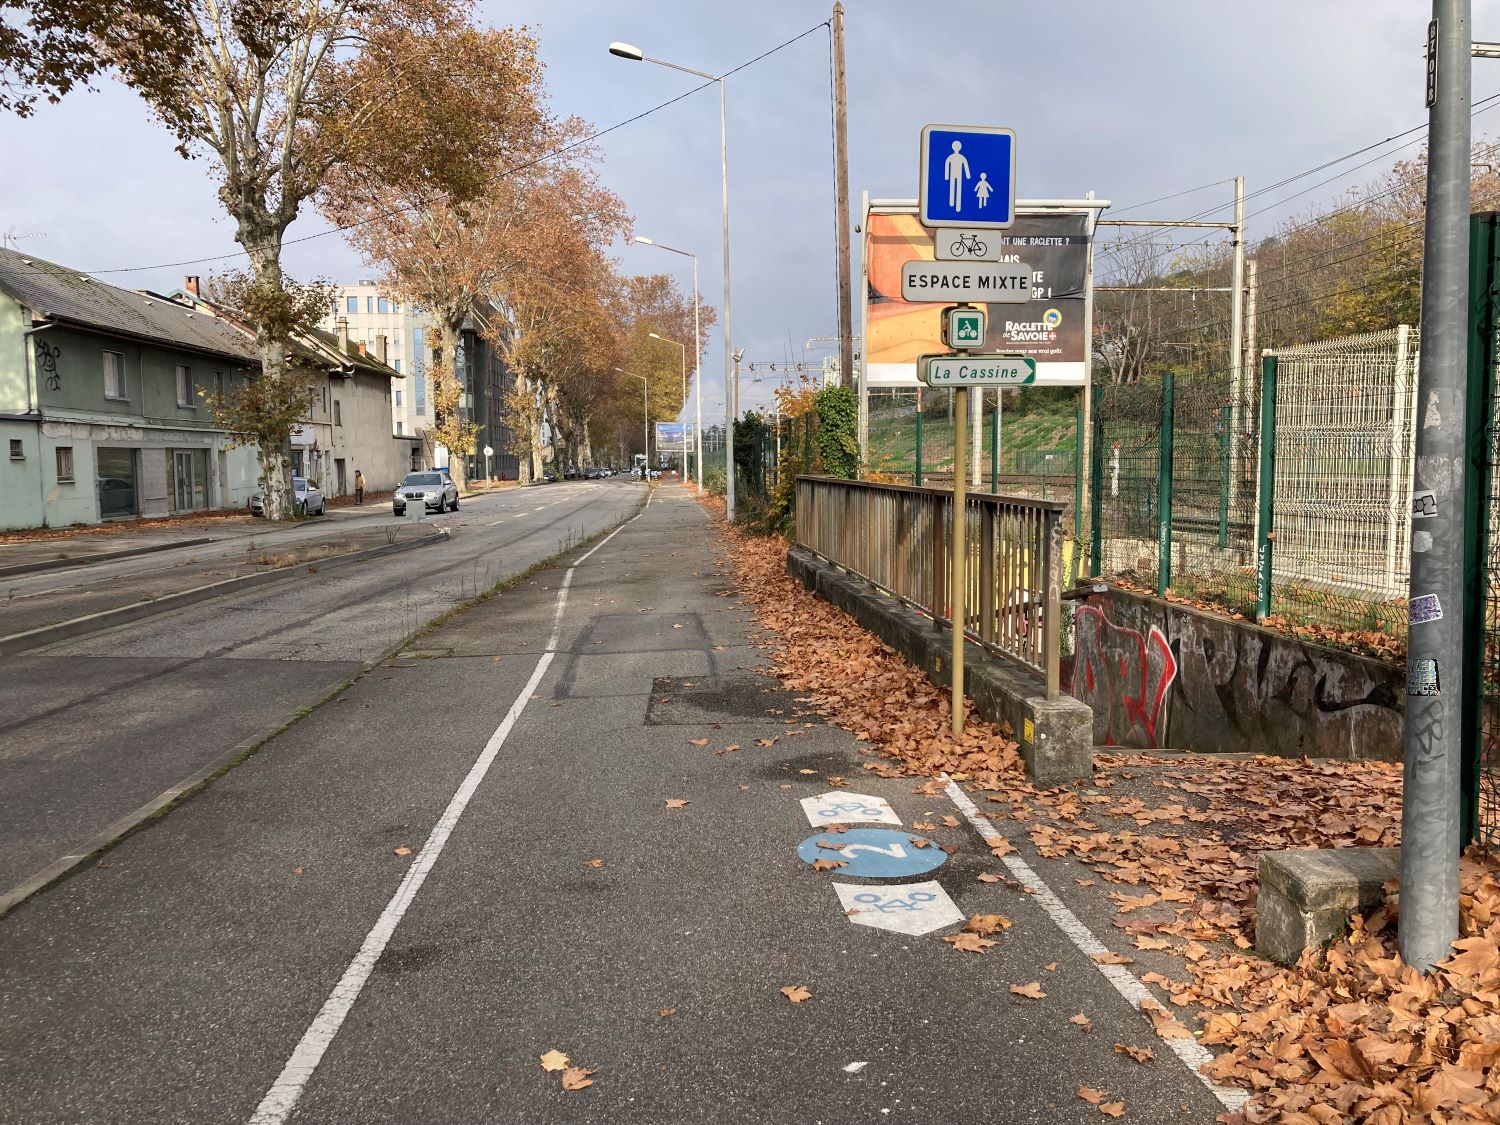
[1067,605,1178,748]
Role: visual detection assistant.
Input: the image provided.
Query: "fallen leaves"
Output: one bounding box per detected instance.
[964,914,1012,936]
[688,738,709,747]
[1091,951,1135,965]
[1077,1086,1106,1105]
[1070,1013,1095,1033]
[810,858,847,872]
[658,1007,676,1018]
[664,799,689,809]
[392,846,412,857]
[1009,982,1047,999]
[1098,1102,1125,1118]
[560,1067,596,1091]
[539,1050,569,1072]
[584,858,604,869]
[780,985,812,1003]
[943,932,995,954]
[1114,1043,1154,1064]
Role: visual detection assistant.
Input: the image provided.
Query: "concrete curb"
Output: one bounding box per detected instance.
[0,527,446,660]
[0,494,645,920]
[0,536,219,579]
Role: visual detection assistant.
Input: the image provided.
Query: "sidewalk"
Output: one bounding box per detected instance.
[0,482,1224,1124]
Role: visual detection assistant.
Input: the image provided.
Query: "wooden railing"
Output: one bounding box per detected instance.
[794,475,1064,697]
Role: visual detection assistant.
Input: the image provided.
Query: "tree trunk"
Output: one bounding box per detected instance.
[437,319,470,492]
[243,235,295,520]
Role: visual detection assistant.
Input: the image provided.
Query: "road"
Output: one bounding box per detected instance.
[0,479,644,902]
[0,485,1227,1124]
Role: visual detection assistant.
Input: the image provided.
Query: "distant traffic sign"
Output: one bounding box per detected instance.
[921,355,1037,387]
[920,124,1016,229]
[483,445,494,457]
[943,306,987,351]
[901,260,1030,304]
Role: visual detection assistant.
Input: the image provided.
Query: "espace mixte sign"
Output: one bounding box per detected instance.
[864,210,1090,387]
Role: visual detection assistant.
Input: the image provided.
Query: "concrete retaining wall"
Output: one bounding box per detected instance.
[786,546,1094,786]
[1063,588,1403,761]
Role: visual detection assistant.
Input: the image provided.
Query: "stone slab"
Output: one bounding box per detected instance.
[1256,846,1401,964]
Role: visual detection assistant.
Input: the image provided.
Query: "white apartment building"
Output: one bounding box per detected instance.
[321,282,430,443]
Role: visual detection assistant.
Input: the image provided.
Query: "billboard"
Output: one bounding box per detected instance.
[654,422,696,452]
[864,209,1091,387]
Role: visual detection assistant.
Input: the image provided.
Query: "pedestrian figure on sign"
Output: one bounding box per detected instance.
[944,141,970,213]
[354,468,365,505]
[975,172,992,210]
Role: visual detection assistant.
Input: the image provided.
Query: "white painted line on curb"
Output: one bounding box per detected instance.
[942,780,1249,1112]
[247,489,654,1125]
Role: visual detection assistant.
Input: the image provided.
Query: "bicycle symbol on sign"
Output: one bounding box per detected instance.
[949,232,988,258]
[853,891,938,914]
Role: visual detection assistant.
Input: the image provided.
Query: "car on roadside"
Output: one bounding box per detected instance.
[393,471,459,515]
[584,467,603,480]
[542,468,558,483]
[250,476,326,517]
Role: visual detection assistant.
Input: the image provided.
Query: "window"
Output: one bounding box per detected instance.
[323,387,330,415]
[346,296,358,314]
[395,389,403,407]
[366,296,374,313]
[175,364,194,407]
[377,297,390,314]
[396,421,404,435]
[8,439,23,460]
[392,301,401,313]
[103,350,126,399]
[55,446,74,481]
[393,359,402,374]
[214,371,225,400]
[334,400,342,426]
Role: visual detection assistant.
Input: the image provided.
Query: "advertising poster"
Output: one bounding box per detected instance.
[864,209,1091,387]
[654,422,696,452]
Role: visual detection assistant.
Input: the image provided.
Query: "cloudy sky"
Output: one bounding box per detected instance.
[2,0,1497,419]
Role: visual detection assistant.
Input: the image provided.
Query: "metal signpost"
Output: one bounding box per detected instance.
[914,125,1023,735]
[483,444,493,483]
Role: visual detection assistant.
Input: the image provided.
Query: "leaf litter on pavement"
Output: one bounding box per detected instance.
[704,494,1500,1123]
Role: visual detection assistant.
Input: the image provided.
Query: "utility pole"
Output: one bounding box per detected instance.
[1244,259,1258,376]
[1228,176,1247,514]
[1401,0,1471,974]
[831,2,855,412]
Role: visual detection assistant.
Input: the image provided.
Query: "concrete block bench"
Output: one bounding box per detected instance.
[1256,847,1400,963]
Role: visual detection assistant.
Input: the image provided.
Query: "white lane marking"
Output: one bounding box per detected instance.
[835,880,963,936]
[941,780,1248,1111]
[248,490,653,1124]
[800,791,902,827]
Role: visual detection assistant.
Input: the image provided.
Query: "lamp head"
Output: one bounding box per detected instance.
[648,332,662,340]
[631,236,655,246]
[608,41,644,61]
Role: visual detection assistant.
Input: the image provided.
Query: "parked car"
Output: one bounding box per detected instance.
[584,467,603,480]
[393,471,459,515]
[542,468,559,483]
[250,476,325,517]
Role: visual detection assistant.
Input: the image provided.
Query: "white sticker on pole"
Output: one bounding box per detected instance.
[801,791,902,827]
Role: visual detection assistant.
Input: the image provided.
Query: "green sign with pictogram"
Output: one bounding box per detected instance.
[943,305,987,351]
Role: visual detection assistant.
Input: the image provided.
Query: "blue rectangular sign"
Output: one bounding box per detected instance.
[919,124,1016,229]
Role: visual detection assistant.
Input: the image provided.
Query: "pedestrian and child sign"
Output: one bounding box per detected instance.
[919,124,1016,228]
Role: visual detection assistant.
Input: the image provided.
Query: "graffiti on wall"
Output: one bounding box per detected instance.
[1064,593,1405,760]
[1067,604,1178,747]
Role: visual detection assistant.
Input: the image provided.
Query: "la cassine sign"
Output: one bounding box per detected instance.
[920,354,1037,387]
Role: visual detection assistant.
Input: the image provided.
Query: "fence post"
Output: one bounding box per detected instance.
[1255,356,1279,621]
[1156,372,1175,597]
[1044,509,1062,700]
[915,407,924,487]
[1218,404,1232,548]
[1089,388,1104,575]
[1462,212,1499,848]
[990,396,1001,492]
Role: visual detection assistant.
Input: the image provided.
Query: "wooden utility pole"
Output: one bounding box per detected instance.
[832,3,855,398]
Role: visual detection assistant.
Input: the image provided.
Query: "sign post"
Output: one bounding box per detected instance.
[951,383,967,735]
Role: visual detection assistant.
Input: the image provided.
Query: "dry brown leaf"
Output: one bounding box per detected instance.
[664,799,689,809]
[1077,1086,1106,1105]
[658,1008,676,1018]
[539,1049,569,1072]
[560,1066,595,1091]
[1044,962,1058,972]
[1098,1102,1125,1118]
[1010,982,1047,999]
[943,815,960,828]
[944,932,996,954]
[1092,951,1135,965]
[976,872,1004,883]
[393,846,412,857]
[811,858,847,871]
[1115,1043,1154,1064]
[780,985,812,1003]
[964,914,1012,936]
[798,769,817,775]
[584,858,604,869]
[909,837,931,849]
[291,866,304,875]
[688,738,710,747]
[1070,1013,1094,1032]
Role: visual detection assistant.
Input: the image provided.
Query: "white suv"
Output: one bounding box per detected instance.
[393,471,458,514]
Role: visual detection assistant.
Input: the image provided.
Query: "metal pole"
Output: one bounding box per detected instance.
[694,256,703,491]
[952,385,968,736]
[1089,389,1104,575]
[1385,323,1413,593]
[857,190,870,472]
[718,76,735,521]
[991,392,1001,492]
[1255,357,1278,621]
[915,397,924,487]
[1218,404,1232,548]
[831,2,855,407]
[1401,0,1470,974]
[1157,371,1175,597]
[970,387,982,488]
[1228,176,1246,518]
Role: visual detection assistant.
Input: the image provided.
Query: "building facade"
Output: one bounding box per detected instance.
[0,249,263,530]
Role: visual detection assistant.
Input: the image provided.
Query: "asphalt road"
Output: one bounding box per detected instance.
[0,479,644,900]
[0,485,1229,1124]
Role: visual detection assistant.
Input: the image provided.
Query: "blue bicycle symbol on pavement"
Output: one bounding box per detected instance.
[853,891,937,914]
[816,800,887,820]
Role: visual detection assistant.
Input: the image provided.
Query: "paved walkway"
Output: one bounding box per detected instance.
[0,485,1228,1123]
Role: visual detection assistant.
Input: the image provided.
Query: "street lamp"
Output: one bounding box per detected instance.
[610,42,734,519]
[648,330,690,484]
[613,367,650,480]
[634,235,703,492]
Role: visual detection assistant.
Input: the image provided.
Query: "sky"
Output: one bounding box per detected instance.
[2,0,1499,423]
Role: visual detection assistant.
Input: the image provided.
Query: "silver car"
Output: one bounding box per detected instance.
[393,471,459,514]
[250,476,325,516]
